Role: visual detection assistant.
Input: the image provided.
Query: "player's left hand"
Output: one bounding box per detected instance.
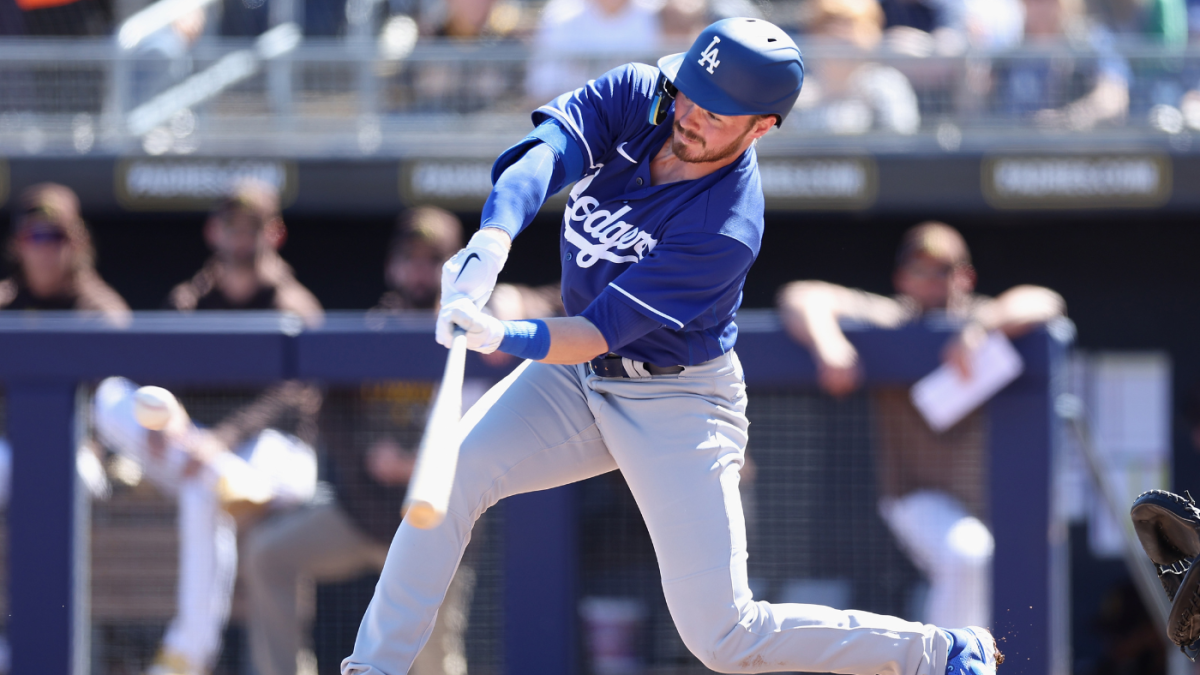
[440,228,511,309]
[436,297,504,354]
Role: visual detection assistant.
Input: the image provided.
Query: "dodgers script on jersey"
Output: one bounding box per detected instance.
[492,63,766,367]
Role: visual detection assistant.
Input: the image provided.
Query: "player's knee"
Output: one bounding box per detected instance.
[243,528,293,583]
[450,435,510,520]
[671,604,765,673]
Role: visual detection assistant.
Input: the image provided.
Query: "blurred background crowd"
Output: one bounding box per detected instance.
[3,0,1200,146]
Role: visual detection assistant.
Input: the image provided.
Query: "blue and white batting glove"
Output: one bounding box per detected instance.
[436,297,504,353]
[440,227,510,309]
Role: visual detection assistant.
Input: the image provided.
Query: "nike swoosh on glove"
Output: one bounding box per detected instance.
[436,297,504,353]
[441,228,510,308]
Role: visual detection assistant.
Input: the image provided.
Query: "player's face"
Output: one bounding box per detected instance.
[15,222,73,295]
[671,92,768,164]
[894,253,975,311]
[387,240,445,309]
[208,211,267,266]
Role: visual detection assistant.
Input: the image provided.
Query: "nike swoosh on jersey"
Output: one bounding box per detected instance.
[616,143,638,164]
[454,252,481,282]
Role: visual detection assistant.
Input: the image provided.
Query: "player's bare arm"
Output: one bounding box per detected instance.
[777,281,905,396]
[945,285,1066,378]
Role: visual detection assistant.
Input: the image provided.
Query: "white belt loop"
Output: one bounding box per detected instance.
[621,357,651,378]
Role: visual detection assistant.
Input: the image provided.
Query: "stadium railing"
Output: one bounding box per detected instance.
[0,311,1070,675]
[0,38,1198,156]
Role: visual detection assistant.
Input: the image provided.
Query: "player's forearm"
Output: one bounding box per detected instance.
[972,285,1065,336]
[776,282,854,361]
[481,143,561,238]
[538,316,609,364]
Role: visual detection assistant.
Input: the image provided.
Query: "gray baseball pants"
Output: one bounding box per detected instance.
[342,353,950,675]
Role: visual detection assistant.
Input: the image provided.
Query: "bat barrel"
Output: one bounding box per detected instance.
[402,329,468,530]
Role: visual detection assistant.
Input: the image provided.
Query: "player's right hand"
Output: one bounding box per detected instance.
[436,297,504,353]
[815,340,862,398]
[440,228,510,309]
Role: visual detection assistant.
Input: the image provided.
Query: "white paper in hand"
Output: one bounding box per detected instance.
[911,332,1025,433]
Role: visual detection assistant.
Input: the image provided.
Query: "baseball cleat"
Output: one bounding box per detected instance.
[945,626,1003,674]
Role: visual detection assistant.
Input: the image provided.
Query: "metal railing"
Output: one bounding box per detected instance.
[1,37,1199,156]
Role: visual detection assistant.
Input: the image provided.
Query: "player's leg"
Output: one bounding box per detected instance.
[590,353,952,675]
[879,490,993,628]
[343,361,617,675]
[411,565,474,675]
[245,502,387,675]
[156,479,238,675]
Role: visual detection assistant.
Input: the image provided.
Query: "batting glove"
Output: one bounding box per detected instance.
[441,228,510,309]
[436,297,504,354]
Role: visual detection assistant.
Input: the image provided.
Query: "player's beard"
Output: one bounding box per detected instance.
[671,120,755,164]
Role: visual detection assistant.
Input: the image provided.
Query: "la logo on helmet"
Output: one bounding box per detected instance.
[698,36,721,74]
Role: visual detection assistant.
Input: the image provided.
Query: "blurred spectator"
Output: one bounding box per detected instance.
[0,183,130,324]
[992,0,1130,130]
[89,178,327,675]
[525,0,662,103]
[390,0,521,113]
[373,206,462,311]
[17,0,108,35]
[132,9,206,105]
[0,182,124,675]
[659,0,708,43]
[418,0,519,37]
[1091,0,1188,45]
[792,0,921,135]
[93,377,320,675]
[776,221,1065,628]
[167,179,323,326]
[245,208,459,675]
[963,0,1024,50]
[878,0,969,55]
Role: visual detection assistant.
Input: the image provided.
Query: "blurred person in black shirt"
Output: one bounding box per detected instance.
[167,178,323,326]
[243,207,470,675]
[0,182,125,674]
[0,183,129,322]
[90,178,325,675]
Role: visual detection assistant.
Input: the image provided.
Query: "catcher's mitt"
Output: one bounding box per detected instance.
[1131,489,1200,659]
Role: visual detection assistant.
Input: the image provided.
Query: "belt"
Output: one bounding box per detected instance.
[586,353,685,379]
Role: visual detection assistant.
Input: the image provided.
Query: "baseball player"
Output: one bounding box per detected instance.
[92,377,318,675]
[777,222,1065,630]
[343,18,1000,675]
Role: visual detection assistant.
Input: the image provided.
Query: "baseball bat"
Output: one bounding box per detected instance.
[402,328,469,529]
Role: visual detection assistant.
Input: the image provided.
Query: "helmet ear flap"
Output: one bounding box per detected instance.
[648,74,678,126]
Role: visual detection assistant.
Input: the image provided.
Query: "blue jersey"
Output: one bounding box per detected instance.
[494,63,765,367]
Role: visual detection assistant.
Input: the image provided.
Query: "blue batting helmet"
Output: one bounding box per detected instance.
[654,18,804,127]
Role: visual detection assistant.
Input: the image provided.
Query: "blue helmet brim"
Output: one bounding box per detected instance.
[657,50,784,126]
[658,52,685,82]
